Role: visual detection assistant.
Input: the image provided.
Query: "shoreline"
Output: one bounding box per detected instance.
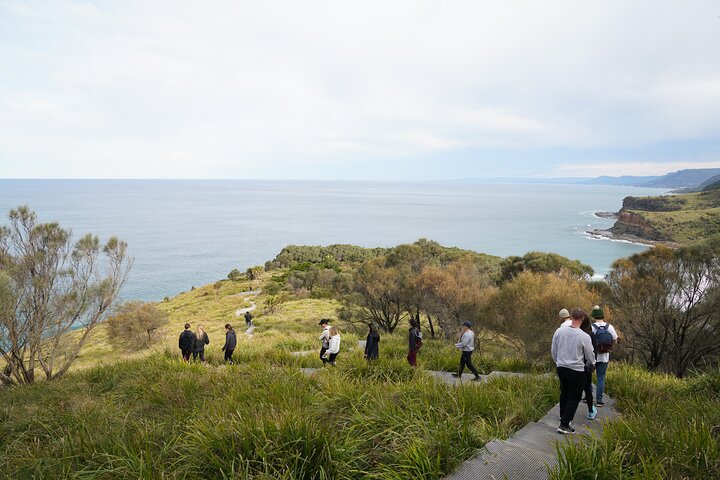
[585,228,679,248]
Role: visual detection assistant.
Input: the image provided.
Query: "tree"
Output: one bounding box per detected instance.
[227,268,243,281]
[246,265,264,281]
[608,244,720,377]
[500,252,594,283]
[107,301,166,350]
[0,207,131,385]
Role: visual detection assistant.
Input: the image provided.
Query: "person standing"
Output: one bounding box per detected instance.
[318,318,331,366]
[452,321,481,381]
[222,323,237,365]
[193,325,210,363]
[579,314,598,419]
[590,305,618,407]
[559,308,572,327]
[244,311,253,328]
[178,323,195,361]
[364,323,380,360]
[407,318,423,367]
[551,308,595,434]
[324,326,341,366]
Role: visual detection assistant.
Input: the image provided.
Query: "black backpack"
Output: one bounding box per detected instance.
[594,324,614,353]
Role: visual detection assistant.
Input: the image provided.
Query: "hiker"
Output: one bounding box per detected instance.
[324,326,341,366]
[244,311,253,328]
[222,323,237,365]
[318,318,332,366]
[193,325,210,363]
[178,323,195,361]
[452,321,481,381]
[580,314,598,419]
[559,308,572,327]
[590,305,618,408]
[551,308,595,434]
[407,318,423,367]
[364,323,380,360]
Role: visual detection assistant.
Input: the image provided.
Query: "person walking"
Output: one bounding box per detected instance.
[222,323,237,365]
[452,321,481,381]
[324,326,341,366]
[178,323,195,361]
[551,308,595,434]
[407,318,423,367]
[559,308,572,327]
[590,305,618,408]
[193,325,210,363]
[244,311,253,328]
[364,323,380,360]
[318,318,332,366]
[579,314,598,419]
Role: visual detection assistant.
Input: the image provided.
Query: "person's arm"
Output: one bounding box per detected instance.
[179,333,182,349]
[582,334,596,366]
[205,334,209,345]
[551,331,559,364]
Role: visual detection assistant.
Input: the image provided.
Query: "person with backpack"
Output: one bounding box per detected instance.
[551,308,595,435]
[244,311,253,328]
[222,323,237,365]
[178,323,195,361]
[407,318,423,367]
[192,325,210,363]
[318,318,332,366]
[364,323,380,361]
[579,314,598,419]
[452,321,482,381]
[590,305,618,407]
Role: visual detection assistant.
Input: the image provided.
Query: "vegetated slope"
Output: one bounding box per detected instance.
[611,189,720,244]
[638,168,720,188]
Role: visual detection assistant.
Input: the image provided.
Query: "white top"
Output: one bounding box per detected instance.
[561,319,572,327]
[327,334,341,354]
[455,330,475,351]
[319,326,331,347]
[592,321,618,363]
[551,326,595,372]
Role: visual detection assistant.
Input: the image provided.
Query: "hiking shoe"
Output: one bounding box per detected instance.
[451,373,460,378]
[557,425,575,435]
[472,376,482,382]
[587,406,597,420]
[596,401,605,407]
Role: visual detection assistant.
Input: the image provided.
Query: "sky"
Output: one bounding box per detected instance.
[1,1,720,180]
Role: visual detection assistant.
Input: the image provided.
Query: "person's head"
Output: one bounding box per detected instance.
[558,308,570,322]
[184,323,191,330]
[225,323,232,331]
[591,305,605,321]
[462,320,472,331]
[570,308,585,326]
[319,318,329,328]
[196,325,205,338]
[409,318,417,328]
[329,326,339,336]
[580,314,592,334]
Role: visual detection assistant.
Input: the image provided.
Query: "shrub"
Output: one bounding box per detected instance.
[107,301,167,350]
[227,268,243,281]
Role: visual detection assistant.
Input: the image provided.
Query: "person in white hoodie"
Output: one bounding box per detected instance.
[551,308,596,435]
[324,326,341,366]
[451,321,481,381]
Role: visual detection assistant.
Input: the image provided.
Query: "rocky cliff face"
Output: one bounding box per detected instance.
[610,211,667,241]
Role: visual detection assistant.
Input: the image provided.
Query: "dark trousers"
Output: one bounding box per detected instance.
[459,350,479,377]
[224,349,234,364]
[192,350,205,362]
[557,367,586,427]
[327,352,338,365]
[320,346,328,365]
[584,369,594,411]
[407,348,419,367]
[181,349,192,361]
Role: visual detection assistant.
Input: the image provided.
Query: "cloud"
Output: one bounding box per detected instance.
[1,1,720,179]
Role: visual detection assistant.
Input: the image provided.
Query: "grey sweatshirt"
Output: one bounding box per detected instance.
[455,330,475,352]
[551,326,595,372]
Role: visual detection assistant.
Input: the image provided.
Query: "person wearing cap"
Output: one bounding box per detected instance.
[318,318,332,366]
[590,305,618,407]
[559,308,572,327]
[452,321,481,381]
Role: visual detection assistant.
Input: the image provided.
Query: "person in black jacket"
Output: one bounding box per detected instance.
[407,318,422,367]
[244,311,253,327]
[364,323,380,360]
[193,325,210,363]
[580,314,598,420]
[178,323,195,361]
[222,323,237,365]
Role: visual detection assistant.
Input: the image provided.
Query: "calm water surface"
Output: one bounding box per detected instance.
[0,180,664,301]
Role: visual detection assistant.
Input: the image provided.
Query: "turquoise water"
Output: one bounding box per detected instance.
[0,180,664,301]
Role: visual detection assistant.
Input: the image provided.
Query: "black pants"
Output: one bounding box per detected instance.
[320,346,328,364]
[459,351,479,377]
[327,352,338,365]
[224,349,234,364]
[557,367,586,427]
[181,349,192,361]
[583,369,594,411]
[192,350,205,362]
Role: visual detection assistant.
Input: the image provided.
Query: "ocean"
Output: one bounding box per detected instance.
[0,180,664,301]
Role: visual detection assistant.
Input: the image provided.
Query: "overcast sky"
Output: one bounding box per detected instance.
[1,1,720,180]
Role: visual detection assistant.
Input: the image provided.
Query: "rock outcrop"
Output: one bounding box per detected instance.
[609,211,667,242]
